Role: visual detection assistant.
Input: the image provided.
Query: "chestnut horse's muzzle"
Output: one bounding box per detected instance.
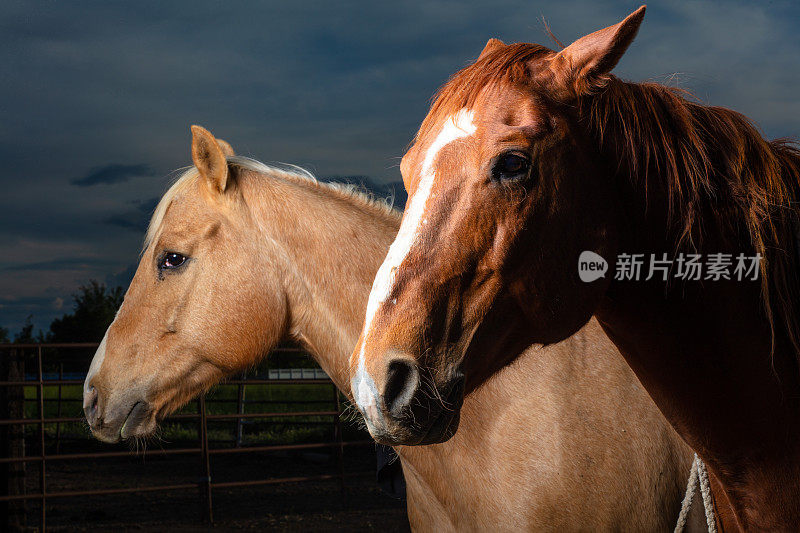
[353,357,465,446]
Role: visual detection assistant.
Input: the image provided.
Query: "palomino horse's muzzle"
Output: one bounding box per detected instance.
[83,334,154,443]
[83,380,153,443]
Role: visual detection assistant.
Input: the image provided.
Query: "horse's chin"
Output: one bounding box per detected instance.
[371,408,462,446]
[88,399,158,443]
[119,401,157,440]
[417,407,462,445]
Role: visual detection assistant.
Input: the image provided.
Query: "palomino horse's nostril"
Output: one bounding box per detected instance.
[84,386,100,425]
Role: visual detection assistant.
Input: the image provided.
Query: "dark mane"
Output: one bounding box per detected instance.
[583,78,800,356]
[428,42,800,357]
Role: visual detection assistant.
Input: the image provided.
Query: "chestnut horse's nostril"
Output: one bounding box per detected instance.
[383,359,419,416]
[84,385,99,425]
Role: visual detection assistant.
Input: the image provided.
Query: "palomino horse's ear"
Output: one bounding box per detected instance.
[190,125,229,193]
[550,5,645,97]
[478,38,505,60]
[216,139,235,157]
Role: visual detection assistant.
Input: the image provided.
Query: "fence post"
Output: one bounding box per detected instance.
[198,396,213,524]
[55,362,63,455]
[1,347,27,532]
[235,372,246,447]
[332,384,346,508]
[37,346,46,532]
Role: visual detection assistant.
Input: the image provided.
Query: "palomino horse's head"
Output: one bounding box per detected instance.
[83,126,289,442]
[350,8,645,444]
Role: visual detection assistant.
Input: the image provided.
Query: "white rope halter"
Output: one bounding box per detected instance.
[674,454,718,532]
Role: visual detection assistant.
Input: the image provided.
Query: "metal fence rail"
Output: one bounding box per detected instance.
[0,343,373,531]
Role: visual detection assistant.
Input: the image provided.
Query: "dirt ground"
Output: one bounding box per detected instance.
[22,446,410,532]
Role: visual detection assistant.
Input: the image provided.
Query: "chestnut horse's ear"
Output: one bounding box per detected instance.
[190,125,229,193]
[550,5,645,97]
[216,138,235,157]
[478,38,505,60]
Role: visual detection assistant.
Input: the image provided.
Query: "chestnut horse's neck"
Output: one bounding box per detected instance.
[582,79,800,529]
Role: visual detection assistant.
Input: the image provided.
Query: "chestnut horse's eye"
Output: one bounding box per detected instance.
[159,252,187,270]
[492,152,531,181]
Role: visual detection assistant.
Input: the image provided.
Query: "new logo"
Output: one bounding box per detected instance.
[578,251,608,282]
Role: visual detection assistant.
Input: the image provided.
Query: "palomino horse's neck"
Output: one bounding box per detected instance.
[242,171,401,392]
[234,166,695,531]
[584,80,800,529]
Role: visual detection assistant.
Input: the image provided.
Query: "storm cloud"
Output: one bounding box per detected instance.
[103,197,160,231]
[1,0,799,333]
[71,163,154,186]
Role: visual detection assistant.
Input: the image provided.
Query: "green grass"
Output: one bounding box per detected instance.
[15,381,360,447]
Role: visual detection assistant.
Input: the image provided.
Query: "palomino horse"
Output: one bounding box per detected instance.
[349,5,800,530]
[83,127,702,530]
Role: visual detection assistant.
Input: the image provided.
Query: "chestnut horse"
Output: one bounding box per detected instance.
[349,6,800,531]
[83,127,702,530]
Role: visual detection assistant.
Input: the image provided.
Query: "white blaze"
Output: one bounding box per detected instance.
[356,108,476,375]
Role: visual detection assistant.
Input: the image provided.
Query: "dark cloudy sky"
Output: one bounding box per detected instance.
[1,1,799,334]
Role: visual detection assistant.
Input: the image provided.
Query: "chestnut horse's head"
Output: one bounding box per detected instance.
[83,126,290,442]
[350,7,645,444]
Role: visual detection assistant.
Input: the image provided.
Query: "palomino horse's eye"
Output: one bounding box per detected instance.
[492,152,531,181]
[159,252,187,270]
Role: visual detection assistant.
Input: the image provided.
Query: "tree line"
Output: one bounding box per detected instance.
[0,280,123,344]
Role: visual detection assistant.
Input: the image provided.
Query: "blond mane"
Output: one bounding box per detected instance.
[144,156,400,251]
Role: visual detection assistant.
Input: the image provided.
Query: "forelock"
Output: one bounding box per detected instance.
[419,42,551,140]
